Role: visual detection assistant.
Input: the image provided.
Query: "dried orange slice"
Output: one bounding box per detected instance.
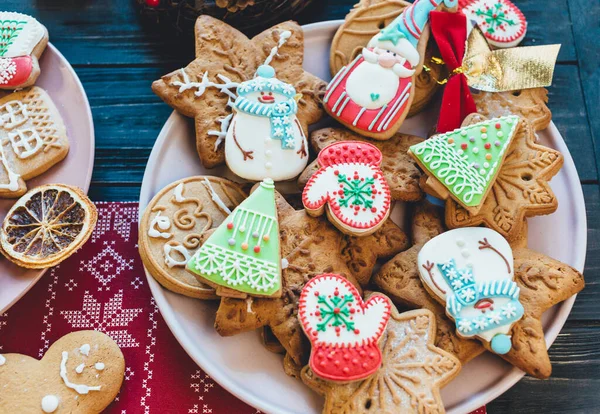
[0,184,97,269]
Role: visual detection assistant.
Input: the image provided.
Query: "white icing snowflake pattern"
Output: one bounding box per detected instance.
[473,318,488,330]
[441,261,454,271]
[273,128,283,137]
[458,320,472,333]
[460,288,476,302]
[281,116,290,125]
[282,83,295,95]
[451,279,464,289]
[446,268,458,280]
[502,303,518,318]
[459,269,474,283]
[0,58,17,85]
[272,117,283,126]
[275,102,288,112]
[61,290,144,348]
[488,312,503,325]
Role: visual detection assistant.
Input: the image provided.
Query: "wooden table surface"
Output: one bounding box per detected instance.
[7,0,599,412]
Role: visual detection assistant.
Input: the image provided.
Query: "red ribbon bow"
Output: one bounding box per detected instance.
[430,11,477,133]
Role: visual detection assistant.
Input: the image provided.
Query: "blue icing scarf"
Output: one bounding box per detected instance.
[233,96,298,149]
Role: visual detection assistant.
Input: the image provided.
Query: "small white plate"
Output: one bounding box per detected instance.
[0,44,95,314]
[139,21,586,414]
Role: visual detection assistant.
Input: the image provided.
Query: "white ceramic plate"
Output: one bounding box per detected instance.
[139,21,586,414]
[0,44,95,314]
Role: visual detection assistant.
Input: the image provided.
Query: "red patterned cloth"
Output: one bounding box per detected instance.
[0,202,486,413]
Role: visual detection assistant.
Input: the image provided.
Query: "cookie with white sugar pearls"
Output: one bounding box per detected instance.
[0,12,49,89]
[0,330,124,413]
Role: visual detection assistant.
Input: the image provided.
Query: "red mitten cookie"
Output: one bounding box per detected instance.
[302,141,391,237]
[459,0,527,48]
[299,274,391,382]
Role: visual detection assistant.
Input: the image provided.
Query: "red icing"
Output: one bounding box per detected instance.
[317,141,383,167]
[324,56,412,135]
[0,56,34,88]
[311,343,382,382]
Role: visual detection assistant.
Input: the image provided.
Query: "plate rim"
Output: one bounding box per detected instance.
[138,20,587,414]
[0,42,96,314]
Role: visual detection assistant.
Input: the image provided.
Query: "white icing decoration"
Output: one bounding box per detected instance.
[246,297,254,314]
[79,344,90,356]
[173,182,185,202]
[0,143,21,191]
[163,242,192,268]
[224,113,308,181]
[209,113,233,151]
[0,58,16,85]
[94,362,105,371]
[263,30,292,67]
[0,354,5,365]
[281,258,289,270]
[75,363,85,374]
[8,127,43,158]
[60,351,101,394]
[41,395,59,413]
[0,100,29,130]
[202,177,232,215]
[0,12,45,58]
[171,69,238,100]
[148,211,172,239]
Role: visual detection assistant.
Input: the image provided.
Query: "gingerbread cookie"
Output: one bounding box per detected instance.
[329,0,448,119]
[0,330,124,413]
[0,87,70,197]
[0,12,48,89]
[301,305,461,414]
[299,274,391,382]
[410,115,520,214]
[302,141,392,237]
[324,0,458,140]
[152,17,324,173]
[459,0,527,48]
[418,228,524,355]
[213,191,409,365]
[139,176,246,299]
[1,184,97,269]
[298,127,424,202]
[444,114,563,242]
[187,178,283,298]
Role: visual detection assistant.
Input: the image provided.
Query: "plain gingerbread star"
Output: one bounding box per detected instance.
[301,305,461,414]
[214,191,409,366]
[442,114,564,243]
[298,127,425,202]
[152,16,325,168]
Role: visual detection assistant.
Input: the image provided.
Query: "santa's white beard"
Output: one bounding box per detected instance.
[345,58,401,109]
[362,47,415,79]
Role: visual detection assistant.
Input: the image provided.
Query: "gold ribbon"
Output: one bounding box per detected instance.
[461,27,560,92]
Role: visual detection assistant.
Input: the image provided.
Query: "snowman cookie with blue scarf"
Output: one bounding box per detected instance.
[417,227,524,355]
[226,65,308,181]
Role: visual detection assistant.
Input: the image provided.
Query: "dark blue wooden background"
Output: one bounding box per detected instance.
[6,0,599,412]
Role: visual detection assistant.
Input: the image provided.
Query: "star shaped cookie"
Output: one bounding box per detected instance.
[443,114,563,243]
[298,127,425,201]
[152,17,325,168]
[301,305,461,414]
[214,191,409,365]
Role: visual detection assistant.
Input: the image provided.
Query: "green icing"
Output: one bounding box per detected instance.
[410,115,519,207]
[474,2,517,35]
[0,20,27,57]
[187,179,281,296]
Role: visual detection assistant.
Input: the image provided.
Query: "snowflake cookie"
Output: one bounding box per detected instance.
[298,274,391,382]
[302,141,391,237]
[409,115,519,214]
[0,330,124,413]
[459,0,527,48]
[418,227,524,354]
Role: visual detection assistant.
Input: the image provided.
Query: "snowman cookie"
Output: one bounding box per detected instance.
[459,0,527,48]
[417,227,524,354]
[302,141,391,237]
[225,64,308,181]
[298,274,391,382]
[0,330,124,413]
[323,0,458,140]
[0,12,49,89]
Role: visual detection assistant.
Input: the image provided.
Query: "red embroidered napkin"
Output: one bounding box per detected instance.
[0,202,486,413]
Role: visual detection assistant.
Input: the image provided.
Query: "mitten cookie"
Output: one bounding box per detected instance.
[324,0,458,140]
[459,0,527,48]
[0,12,48,89]
[302,141,391,237]
[0,330,124,413]
[299,274,391,382]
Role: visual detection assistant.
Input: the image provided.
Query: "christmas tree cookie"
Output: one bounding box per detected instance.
[459,0,527,48]
[298,274,391,382]
[187,178,282,298]
[409,115,519,214]
[302,141,391,237]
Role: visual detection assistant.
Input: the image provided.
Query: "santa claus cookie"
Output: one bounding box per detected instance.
[323,0,458,140]
[459,0,527,48]
[187,178,282,298]
[302,141,391,237]
[418,227,524,354]
[0,330,124,413]
[0,12,49,89]
[409,115,519,214]
[299,274,391,382]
